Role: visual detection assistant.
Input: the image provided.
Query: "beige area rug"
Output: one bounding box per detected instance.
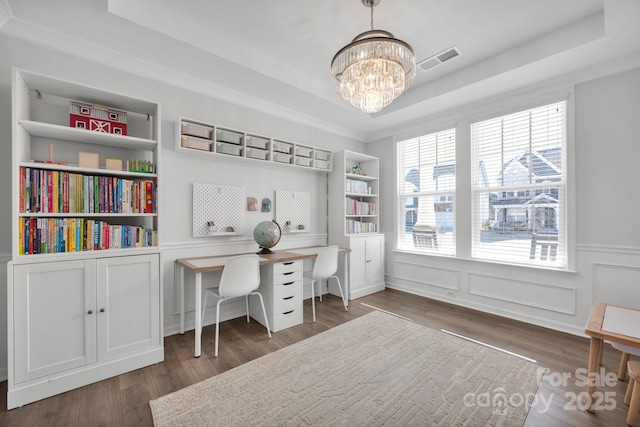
[150,310,541,426]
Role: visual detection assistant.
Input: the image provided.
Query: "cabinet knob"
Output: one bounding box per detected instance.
[87,310,93,315]
[100,308,105,313]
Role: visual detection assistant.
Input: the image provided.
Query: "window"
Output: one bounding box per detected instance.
[471,101,566,267]
[397,128,455,254]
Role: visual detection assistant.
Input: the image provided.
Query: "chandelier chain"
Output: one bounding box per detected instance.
[369,0,374,30]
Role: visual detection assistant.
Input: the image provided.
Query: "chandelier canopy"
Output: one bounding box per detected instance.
[331,0,416,114]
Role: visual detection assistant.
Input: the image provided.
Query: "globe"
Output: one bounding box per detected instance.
[253,220,281,254]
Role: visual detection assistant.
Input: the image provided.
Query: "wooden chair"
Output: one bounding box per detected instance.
[612,343,640,380]
[625,360,640,426]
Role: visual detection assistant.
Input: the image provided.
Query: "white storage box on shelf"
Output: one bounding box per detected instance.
[295,157,313,167]
[216,142,242,156]
[245,135,269,150]
[295,146,313,157]
[181,135,211,151]
[315,150,331,161]
[273,140,293,154]
[181,121,213,139]
[216,129,242,145]
[315,159,331,170]
[274,152,292,164]
[246,147,269,160]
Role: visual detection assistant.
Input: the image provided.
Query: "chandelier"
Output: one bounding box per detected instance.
[331,0,416,114]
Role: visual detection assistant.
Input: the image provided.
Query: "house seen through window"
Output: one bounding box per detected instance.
[397,128,455,255]
[472,101,566,267]
[396,99,567,268]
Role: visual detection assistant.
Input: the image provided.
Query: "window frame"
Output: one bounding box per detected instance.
[393,89,575,271]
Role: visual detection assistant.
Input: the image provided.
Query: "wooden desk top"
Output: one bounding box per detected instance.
[175,246,349,274]
[585,303,640,347]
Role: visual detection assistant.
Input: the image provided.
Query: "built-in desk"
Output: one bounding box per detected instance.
[175,246,349,357]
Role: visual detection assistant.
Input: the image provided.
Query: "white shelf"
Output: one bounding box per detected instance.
[346,192,378,197]
[19,212,157,218]
[20,120,158,151]
[177,117,332,172]
[20,161,157,178]
[345,173,377,181]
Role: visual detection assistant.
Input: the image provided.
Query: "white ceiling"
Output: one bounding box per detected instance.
[2,0,640,141]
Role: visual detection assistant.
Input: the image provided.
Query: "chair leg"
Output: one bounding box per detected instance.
[310,278,316,323]
[251,292,272,338]
[319,278,323,302]
[625,377,635,405]
[331,275,348,312]
[620,352,631,381]
[245,295,250,323]
[628,379,640,426]
[215,299,223,357]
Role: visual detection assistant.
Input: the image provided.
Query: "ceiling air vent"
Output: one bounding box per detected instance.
[417,46,462,72]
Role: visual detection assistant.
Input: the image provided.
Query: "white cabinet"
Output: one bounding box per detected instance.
[251,260,303,332]
[13,259,98,384]
[8,254,162,409]
[8,68,163,409]
[339,235,385,300]
[329,151,385,300]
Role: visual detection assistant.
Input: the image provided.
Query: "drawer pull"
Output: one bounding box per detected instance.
[283,262,294,265]
[283,272,294,275]
[283,296,294,300]
[282,281,294,286]
[283,310,294,315]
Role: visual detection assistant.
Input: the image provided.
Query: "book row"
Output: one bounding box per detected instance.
[19,167,156,214]
[345,219,378,234]
[345,179,371,194]
[346,198,376,216]
[18,217,157,255]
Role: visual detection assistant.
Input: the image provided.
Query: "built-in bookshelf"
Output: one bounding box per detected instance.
[11,69,160,259]
[328,151,385,300]
[329,151,380,236]
[7,68,163,409]
[176,117,332,172]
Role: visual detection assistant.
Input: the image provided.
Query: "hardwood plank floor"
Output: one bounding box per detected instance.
[0,289,634,426]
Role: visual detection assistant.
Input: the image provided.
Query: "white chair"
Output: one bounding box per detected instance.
[201,254,271,357]
[309,246,348,322]
[612,342,640,381]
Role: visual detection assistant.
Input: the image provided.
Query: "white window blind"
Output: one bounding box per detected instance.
[471,101,566,267]
[397,128,455,254]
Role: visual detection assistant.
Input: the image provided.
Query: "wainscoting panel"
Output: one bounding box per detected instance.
[593,263,640,309]
[468,273,576,314]
[394,261,460,291]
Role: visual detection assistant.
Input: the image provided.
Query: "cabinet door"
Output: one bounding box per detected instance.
[348,237,367,296]
[13,260,97,383]
[96,254,160,361]
[366,235,385,286]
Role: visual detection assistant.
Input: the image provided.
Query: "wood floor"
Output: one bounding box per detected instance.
[0,289,635,426]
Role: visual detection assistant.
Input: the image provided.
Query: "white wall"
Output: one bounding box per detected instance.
[0,35,365,379]
[371,67,640,336]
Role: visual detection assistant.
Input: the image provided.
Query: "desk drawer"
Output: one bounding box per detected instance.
[272,309,303,332]
[273,261,301,275]
[276,293,302,313]
[274,280,302,300]
[273,269,302,284]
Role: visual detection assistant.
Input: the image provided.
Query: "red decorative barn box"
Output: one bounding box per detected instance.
[69,101,128,135]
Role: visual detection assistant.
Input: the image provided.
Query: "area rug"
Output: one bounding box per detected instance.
[150,310,541,426]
